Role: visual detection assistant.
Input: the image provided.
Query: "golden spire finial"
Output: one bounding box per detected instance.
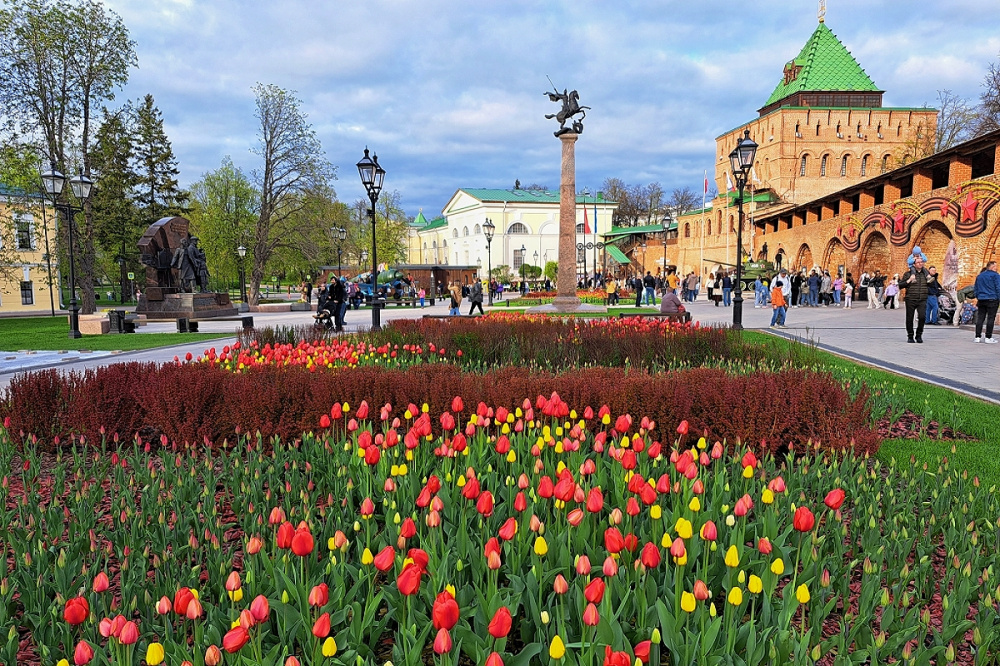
[818,0,826,23]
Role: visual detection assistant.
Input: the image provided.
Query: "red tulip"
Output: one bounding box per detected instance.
[567,508,585,526]
[634,640,652,663]
[476,491,495,517]
[451,396,464,413]
[109,614,126,638]
[397,562,423,595]
[308,583,329,607]
[408,548,430,571]
[488,606,512,638]
[584,578,606,604]
[604,647,630,666]
[553,574,569,594]
[498,517,518,541]
[602,556,618,577]
[824,488,846,510]
[693,580,710,600]
[223,625,250,653]
[400,517,417,539]
[312,612,331,638]
[64,596,90,625]
[433,627,453,654]
[537,476,554,498]
[239,609,255,629]
[92,572,110,593]
[676,420,689,435]
[486,652,505,666]
[741,450,758,469]
[768,476,786,493]
[623,533,639,552]
[700,520,718,541]
[360,497,375,516]
[670,537,686,559]
[118,620,139,645]
[291,527,314,556]
[357,400,369,419]
[374,546,396,571]
[225,571,242,592]
[757,537,773,554]
[583,602,600,626]
[640,542,661,569]
[440,412,456,431]
[576,555,591,575]
[268,506,286,524]
[432,591,460,630]
[604,527,625,554]
[793,506,816,532]
[285,658,300,666]
[364,446,381,466]
[250,594,270,622]
[276,522,294,549]
[586,487,604,513]
[319,414,331,428]
[74,640,94,665]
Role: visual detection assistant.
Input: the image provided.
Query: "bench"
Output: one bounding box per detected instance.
[619,311,692,324]
[177,316,255,333]
[386,298,421,307]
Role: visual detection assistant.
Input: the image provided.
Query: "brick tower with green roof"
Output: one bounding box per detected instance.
[758,18,883,116]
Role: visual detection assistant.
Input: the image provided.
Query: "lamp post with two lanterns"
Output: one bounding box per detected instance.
[483,218,495,305]
[661,210,673,277]
[728,129,759,331]
[236,245,248,307]
[41,164,94,339]
[332,226,347,276]
[356,148,385,330]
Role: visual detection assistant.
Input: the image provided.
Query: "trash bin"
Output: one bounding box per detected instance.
[177,318,189,333]
[108,310,125,334]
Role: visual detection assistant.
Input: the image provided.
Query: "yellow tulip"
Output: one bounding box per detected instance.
[674,518,693,540]
[727,586,743,606]
[549,635,566,659]
[771,558,785,575]
[507,450,517,463]
[724,545,740,568]
[688,496,701,512]
[761,488,775,504]
[697,436,707,449]
[743,465,754,478]
[796,584,810,604]
[58,660,69,666]
[322,637,338,657]
[227,587,243,602]
[534,536,548,556]
[361,548,374,565]
[541,610,550,624]
[680,591,696,613]
[446,584,456,598]
[145,643,165,666]
[748,575,763,594]
[650,505,662,520]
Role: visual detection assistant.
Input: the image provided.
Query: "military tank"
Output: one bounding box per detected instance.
[704,259,777,292]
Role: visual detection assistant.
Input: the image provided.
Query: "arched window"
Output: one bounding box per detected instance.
[474,224,481,235]
[463,226,469,237]
[800,155,808,177]
[684,223,690,238]
[707,219,712,235]
[860,155,869,177]
[729,215,735,233]
[820,155,828,177]
[508,222,529,234]
[452,229,458,238]
[881,155,889,173]
[841,155,849,177]
[576,223,585,233]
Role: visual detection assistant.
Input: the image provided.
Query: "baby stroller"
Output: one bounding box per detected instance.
[313,290,335,330]
[937,292,956,325]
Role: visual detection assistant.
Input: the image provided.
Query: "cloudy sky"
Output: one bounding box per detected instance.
[104,0,999,219]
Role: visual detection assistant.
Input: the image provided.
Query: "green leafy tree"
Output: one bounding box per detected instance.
[543,260,558,281]
[133,93,188,224]
[0,0,136,313]
[188,156,258,291]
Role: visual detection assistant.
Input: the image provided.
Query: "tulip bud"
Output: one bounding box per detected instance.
[205,645,222,666]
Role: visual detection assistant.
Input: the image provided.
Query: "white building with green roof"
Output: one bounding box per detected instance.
[406,188,617,280]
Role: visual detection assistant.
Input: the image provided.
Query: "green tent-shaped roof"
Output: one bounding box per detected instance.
[763,22,879,108]
[410,210,429,227]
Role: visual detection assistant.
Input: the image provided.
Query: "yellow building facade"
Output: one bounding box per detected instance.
[0,187,60,315]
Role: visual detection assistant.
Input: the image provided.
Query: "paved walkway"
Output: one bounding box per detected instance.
[2,296,997,404]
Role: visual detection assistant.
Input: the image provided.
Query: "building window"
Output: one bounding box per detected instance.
[21,281,33,305]
[881,155,889,173]
[474,224,480,235]
[729,215,735,233]
[16,219,32,250]
[463,226,469,236]
[800,155,808,176]
[576,223,585,233]
[684,223,690,238]
[452,229,458,238]
[513,248,525,271]
[820,155,828,177]
[508,222,528,234]
[861,155,868,176]
[707,220,712,235]
[841,155,848,177]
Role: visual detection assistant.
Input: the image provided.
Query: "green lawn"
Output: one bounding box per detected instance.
[0,316,231,352]
[743,331,1000,486]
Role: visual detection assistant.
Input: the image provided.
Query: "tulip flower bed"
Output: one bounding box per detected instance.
[2,363,878,454]
[1,396,996,666]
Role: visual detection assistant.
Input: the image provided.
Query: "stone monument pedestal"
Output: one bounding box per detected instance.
[526,131,606,315]
[137,292,237,320]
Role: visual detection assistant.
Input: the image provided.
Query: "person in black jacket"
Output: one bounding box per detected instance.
[898,256,933,343]
[925,265,941,324]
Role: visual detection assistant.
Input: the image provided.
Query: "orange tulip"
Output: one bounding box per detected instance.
[433,628,453,654]
[225,571,241,592]
[223,626,250,653]
[312,612,331,638]
[205,645,222,666]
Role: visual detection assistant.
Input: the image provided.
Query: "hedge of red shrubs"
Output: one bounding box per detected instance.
[2,363,878,455]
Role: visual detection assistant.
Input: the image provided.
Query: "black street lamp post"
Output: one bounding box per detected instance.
[41,164,93,339]
[520,243,527,294]
[357,148,385,330]
[483,218,495,305]
[728,129,759,331]
[333,226,346,276]
[661,210,673,277]
[236,245,248,306]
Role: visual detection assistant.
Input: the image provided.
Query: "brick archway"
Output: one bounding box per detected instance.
[859,231,891,276]
[980,205,1000,272]
[794,244,813,270]
[822,238,847,274]
[911,220,953,270]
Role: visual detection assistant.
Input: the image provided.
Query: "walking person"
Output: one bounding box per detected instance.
[721,271,732,306]
[820,270,833,306]
[790,270,802,307]
[448,281,462,316]
[753,277,764,308]
[769,275,788,328]
[712,273,722,306]
[925,266,940,324]
[707,273,715,305]
[870,271,886,309]
[899,256,932,343]
[642,271,657,306]
[843,280,853,309]
[468,279,485,315]
[807,270,821,307]
[884,278,899,310]
[858,271,870,304]
[973,261,1000,343]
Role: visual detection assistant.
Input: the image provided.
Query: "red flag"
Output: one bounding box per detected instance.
[704,172,708,194]
[583,204,591,234]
